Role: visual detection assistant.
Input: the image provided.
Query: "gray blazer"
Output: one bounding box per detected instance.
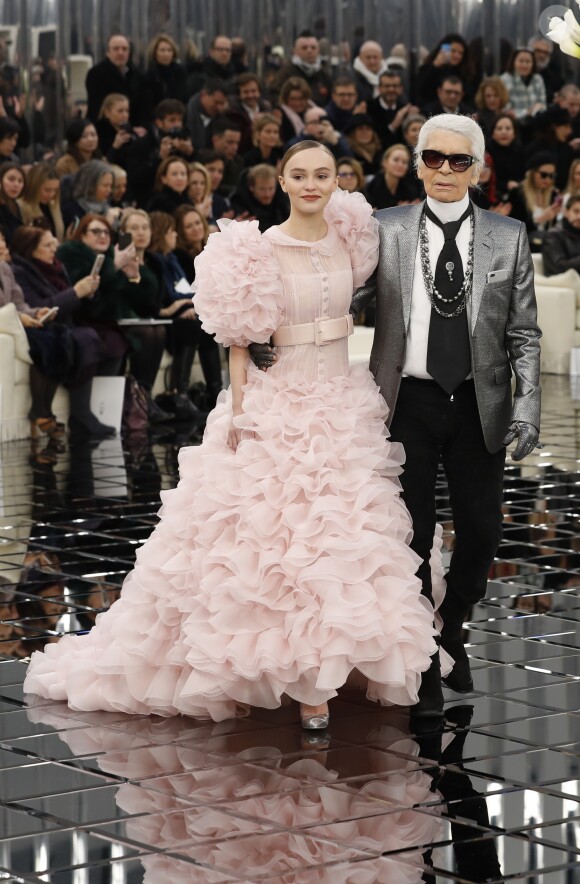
[352,203,541,453]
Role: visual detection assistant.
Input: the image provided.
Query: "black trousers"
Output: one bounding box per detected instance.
[389,378,505,614]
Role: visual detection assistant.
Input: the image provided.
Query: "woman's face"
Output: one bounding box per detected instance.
[188,171,207,202]
[384,148,409,179]
[514,52,533,77]
[155,39,175,65]
[279,146,337,214]
[77,124,98,154]
[181,210,205,246]
[162,161,189,193]
[353,124,374,145]
[483,87,501,111]
[205,160,224,191]
[164,226,178,252]
[38,178,60,204]
[94,172,113,202]
[572,163,580,189]
[337,163,358,193]
[449,42,465,66]
[112,174,127,202]
[81,220,112,253]
[555,122,572,142]
[404,121,423,147]
[533,164,556,191]
[1,167,24,200]
[257,123,280,150]
[32,231,58,263]
[0,232,9,261]
[0,133,18,157]
[106,100,130,128]
[123,214,151,249]
[286,90,307,114]
[492,118,515,146]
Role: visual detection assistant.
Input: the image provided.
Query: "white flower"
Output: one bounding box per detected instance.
[547,10,580,59]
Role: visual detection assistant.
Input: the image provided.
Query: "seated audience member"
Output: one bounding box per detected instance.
[109,164,130,209]
[344,114,383,176]
[542,194,580,275]
[173,204,222,408]
[285,106,352,160]
[188,160,221,226]
[143,33,188,111]
[509,152,560,244]
[96,93,136,158]
[210,118,243,194]
[196,150,231,222]
[366,143,420,209]
[243,114,283,169]
[126,99,193,208]
[416,34,474,106]
[55,118,101,177]
[61,159,117,228]
[556,84,580,139]
[352,41,390,103]
[227,73,272,153]
[368,71,418,148]
[401,114,426,152]
[147,156,191,214]
[561,157,580,208]
[526,106,576,190]
[17,163,65,241]
[487,114,526,198]
[336,156,366,194]
[185,79,228,152]
[10,225,116,438]
[0,117,23,163]
[191,35,237,93]
[324,76,362,132]
[86,33,145,125]
[272,32,332,107]
[423,75,470,117]
[500,49,546,122]
[473,76,512,138]
[530,36,563,104]
[230,164,288,231]
[274,77,315,144]
[469,153,512,215]
[0,161,24,243]
[148,210,202,419]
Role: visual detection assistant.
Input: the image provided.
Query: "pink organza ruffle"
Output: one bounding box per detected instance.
[193,218,283,347]
[24,364,437,721]
[324,189,379,288]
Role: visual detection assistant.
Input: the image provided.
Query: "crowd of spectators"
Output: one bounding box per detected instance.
[2,26,580,446]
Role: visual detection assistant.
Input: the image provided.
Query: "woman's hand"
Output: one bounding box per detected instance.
[159,298,196,318]
[114,241,136,270]
[227,418,243,451]
[538,202,560,224]
[20,312,41,328]
[112,129,133,150]
[433,49,449,67]
[195,194,213,218]
[74,275,100,298]
[491,201,512,216]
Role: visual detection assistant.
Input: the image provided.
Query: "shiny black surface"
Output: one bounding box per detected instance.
[0,375,578,882]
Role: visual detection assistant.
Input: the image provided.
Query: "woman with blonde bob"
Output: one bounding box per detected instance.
[18,163,65,241]
[143,33,188,109]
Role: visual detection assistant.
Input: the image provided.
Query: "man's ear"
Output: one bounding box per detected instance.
[416,165,423,181]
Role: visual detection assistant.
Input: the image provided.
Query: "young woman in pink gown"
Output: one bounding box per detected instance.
[24,143,437,728]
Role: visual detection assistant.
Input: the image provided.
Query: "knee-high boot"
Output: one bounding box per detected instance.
[171,346,205,420]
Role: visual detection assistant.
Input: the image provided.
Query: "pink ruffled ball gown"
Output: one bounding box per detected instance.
[24,190,438,721]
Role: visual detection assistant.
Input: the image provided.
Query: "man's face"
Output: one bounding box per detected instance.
[359,43,383,73]
[200,90,228,117]
[294,37,319,64]
[438,81,463,111]
[566,201,580,228]
[157,113,184,133]
[304,111,326,139]
[239,80,260,107]
[106,36,130,68]
[332,84,358,111]
[210,37,232,65]
[250,176,277,205]
[213,129,241,159]
[560,94,580,118]
[379,76,403,104]
[417,129,479,203]
[532,40,551,71]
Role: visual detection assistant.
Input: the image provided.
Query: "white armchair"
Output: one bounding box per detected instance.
[531,253,579,374]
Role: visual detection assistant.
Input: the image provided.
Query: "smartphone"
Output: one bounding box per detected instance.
[39,306,59,325]
[70,216,80,235]
[440,43,451,54]
[91,254,105,277]
[118,232,132,249]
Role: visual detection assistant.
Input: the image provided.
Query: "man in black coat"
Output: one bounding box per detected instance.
[542,195,580,276]
[272,32,333,107]
[422,77,471,119]
[368,72,419,148]
[86,34,146,125]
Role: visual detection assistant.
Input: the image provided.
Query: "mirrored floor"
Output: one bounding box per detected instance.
[0,375,578,882]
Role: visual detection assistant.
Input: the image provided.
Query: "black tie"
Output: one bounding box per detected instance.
[424,203,472,395]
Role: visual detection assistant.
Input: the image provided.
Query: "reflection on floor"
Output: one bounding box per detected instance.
[0,374,578,882]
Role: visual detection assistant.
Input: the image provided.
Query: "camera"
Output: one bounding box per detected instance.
[166,126,189,139]
[118,122,136,138]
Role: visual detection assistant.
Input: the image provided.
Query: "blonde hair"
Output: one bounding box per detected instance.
[17,163,65,241]
[98,93,129,120]
[475,76,509,111]
[252,113,281,147]
[147,33,179,64]
[188,161,211,201]
[522,167,556,214]
[119,207,150,231]
[565,157,580,195]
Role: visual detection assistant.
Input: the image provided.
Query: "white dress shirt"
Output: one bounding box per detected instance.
[403,193,471,379]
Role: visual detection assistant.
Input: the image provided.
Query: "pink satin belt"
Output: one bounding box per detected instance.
[272,314,354,347]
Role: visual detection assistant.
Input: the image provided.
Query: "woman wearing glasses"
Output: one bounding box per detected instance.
[507,152,560,246]
[336,156,365,195]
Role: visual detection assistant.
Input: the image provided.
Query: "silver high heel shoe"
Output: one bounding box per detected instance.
[300,704,329,730]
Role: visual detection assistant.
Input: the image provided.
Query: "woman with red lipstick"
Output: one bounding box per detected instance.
[25,142,437,734]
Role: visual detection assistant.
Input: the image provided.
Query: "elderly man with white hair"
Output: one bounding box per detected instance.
[352,40,390,103]
[351,113,541,717]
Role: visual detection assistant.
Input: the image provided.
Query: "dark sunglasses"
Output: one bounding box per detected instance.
[537,170,555,180]
[421,149,475,172]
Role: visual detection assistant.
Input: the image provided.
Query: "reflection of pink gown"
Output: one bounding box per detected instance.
[26,706,443,883]
[24,191,437,721]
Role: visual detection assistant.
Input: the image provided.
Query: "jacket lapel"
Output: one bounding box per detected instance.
[470,205,494,332]
[397,203,423,330]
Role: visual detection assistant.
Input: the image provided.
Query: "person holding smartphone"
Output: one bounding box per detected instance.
[416,34,474,107]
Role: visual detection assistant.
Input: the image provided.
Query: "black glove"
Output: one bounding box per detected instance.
[502,421,539,461]
[248,342,276,371]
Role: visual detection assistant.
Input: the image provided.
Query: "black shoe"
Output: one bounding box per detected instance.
[149,399,175,424]
[440,620,474,693]
[69,414,116,439]
[412,654,444,719]
[172,393,208,422]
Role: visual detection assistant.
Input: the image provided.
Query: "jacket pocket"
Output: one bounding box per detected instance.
[494,363,512,385]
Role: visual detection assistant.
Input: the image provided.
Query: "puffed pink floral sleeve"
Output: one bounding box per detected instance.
[193,219,283,348]
[323,189,379,288]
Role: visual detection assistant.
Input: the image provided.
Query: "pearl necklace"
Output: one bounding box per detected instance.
[419,209,475,319]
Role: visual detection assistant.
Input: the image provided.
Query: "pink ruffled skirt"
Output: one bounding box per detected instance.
[24,365,437,721]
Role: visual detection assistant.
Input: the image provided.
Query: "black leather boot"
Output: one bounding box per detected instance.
[171,346,207,421]
[412,651,444,719]
[69,380,116,438]
[440,604,474,693]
